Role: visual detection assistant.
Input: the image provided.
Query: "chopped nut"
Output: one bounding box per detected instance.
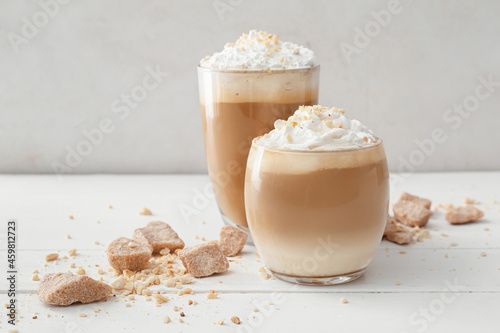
[110,276,126,290]
[159,248,170,255]
[463,197,476,204]
[139,208,152,215]
[163,315,171,324]
[480,252,487,257]
[32,274,39,281]
[75,267,86,275]
[67,249,77,256]
[258,266,272,280]
[45,253,59,262]
[153,294,168,304]
[77,313,87,317]
[207,290,218,299]
[340,297,348,304]
[231,316,241,324]
[178,288,193,296]
[217,319,224,325]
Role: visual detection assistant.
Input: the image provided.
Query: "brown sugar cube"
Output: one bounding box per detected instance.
[446,206,484,224]
[178,243,229,278]
[393,200,432,227]
[219,225,247,257]
[38,273,111,306]
[106,237,152,272]
[132,221,185,254]
[383,216,416,245]
[399,192,432,209]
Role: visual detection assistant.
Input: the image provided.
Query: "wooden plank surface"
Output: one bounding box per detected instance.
[1,173,499,332]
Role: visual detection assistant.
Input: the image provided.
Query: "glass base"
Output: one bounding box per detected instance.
[220,212,254,245]
[269,267,366,286]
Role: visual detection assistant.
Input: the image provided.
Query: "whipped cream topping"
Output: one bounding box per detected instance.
[256,105,378,150]
[200,30,317,70]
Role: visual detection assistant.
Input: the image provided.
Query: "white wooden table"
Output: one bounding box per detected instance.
[1,173,499,332]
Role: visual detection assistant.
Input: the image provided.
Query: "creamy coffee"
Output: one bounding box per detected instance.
[245,105,389,284]
[198,31,319,231]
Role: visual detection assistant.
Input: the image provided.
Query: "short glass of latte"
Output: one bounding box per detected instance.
[245,106,389,285]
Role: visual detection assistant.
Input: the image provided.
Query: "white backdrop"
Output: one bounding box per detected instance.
[1,0,499,174]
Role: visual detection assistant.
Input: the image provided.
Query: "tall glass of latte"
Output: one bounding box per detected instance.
[245,105,389,285]
[198,31,319,237]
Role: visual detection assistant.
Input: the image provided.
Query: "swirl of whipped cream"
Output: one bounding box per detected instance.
[200,30,317,70]
[256,105,378,150]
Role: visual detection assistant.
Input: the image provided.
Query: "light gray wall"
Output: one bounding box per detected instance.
[1,0,499,174]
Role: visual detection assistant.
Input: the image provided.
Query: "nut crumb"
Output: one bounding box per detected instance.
[75,267,86,275]
[395,280,401,286]
[217,319,224,325]
[77,313,87,317]
[45,253,59,262]
[480,252,487,257]
[32,274,39,281]
[178,288,193,296]
[463,197,476,204]
[340,297,348,304]
[207,290,218,299]
[68,249,77,256]
[66,234,71,239]
[231,316,241,324]
[139,208,152,215]
[163,315,171,323]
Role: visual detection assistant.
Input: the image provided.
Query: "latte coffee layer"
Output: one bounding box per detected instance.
[201,100,316,228]
[245,144,389,277]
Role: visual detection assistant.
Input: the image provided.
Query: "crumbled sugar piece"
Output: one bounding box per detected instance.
[39,273,111,306]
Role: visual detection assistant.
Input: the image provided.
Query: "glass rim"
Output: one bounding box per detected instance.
[250,136,384,154]
[197,64,320,74]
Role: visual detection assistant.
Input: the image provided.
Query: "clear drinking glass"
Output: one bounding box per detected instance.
[198,66,320,238]
[245,138,389,285]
